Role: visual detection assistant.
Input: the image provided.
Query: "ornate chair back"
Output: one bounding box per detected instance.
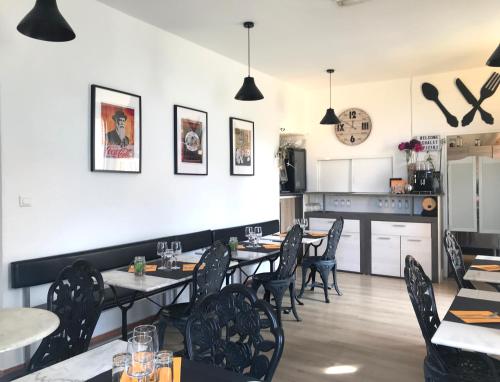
[444,230,474,289]
[191,241,230,303]
[404,255,446,370]
[185,284,284,382]
[277,224,303,280]
[29,260,104,372]
[322,218,344,261]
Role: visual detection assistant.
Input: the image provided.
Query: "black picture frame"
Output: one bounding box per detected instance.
[229,117,255,176]
[173,105,208,175]
[91,84,142,173]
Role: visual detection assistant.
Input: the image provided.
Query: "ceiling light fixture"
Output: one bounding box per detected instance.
[17,0,76,42]
[486,43,500,67]
[235,21,264,101]
[320,69,340,125]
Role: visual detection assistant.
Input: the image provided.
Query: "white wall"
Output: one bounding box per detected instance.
[306,66,500,190]
[0,0,309,369]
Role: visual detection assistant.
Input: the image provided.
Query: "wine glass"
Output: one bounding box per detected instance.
[126,335,154,382]
[164,248,174,271]
[133,325,159,353]
[170,241,181,270]
[300,218,308,231]
[254,226,262,246]
[245,226,254,247]
[157,242,166,270]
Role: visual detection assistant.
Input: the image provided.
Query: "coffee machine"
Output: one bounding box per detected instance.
[413,169,434,193]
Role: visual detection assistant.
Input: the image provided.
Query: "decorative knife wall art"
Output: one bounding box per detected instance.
[421,72,499,127]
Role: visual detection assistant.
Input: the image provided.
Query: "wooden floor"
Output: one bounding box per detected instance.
[273,272,457,382]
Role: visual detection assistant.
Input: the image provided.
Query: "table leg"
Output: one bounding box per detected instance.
[109,285,138,341]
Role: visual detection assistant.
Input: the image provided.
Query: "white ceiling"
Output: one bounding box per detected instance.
[97,0,500,89]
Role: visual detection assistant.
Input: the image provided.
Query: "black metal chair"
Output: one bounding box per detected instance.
[444,230,475,290]
[298,218,344,303]
[250,224,303,325]
[157,241,230,349]
[28,260,104,372]
[404,255,500,382]
[185,284,284,382]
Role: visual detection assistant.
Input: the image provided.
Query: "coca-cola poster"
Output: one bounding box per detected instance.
[174,105,208,175]
[230,117,254,176]
[91,85,141,173]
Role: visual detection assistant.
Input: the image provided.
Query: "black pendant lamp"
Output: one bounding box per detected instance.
[320,69,340,125]
[235,21,264,101]
[486,43,500,67]
[17,0,76,42]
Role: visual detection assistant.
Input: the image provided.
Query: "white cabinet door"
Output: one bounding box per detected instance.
[371,235,401,277]
[479,157,500,234]
[336,232,361,272]
[448,157,477,232]
[400,236,432,277]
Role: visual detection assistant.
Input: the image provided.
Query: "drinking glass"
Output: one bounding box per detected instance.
[228,237,238,252]
[157,242,167,270]
[170,241,181,270]
[254,226,262,246]
[300,218,308,231]
[134,256,146,277]
[126,335,154,382]
[155,351,173,382]
[245,226,254,247]
[133,325,159,353]
[164,248,174,271]
[112,353,131,382]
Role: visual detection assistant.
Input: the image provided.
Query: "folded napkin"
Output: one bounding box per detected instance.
[471,264,500,272]
[173,357,181,382]
[263,244,281,249]
[121,357,182,382]
[128,264,157,273]
[307,231,327,237]
[450,310,500,324]
[237,244,246,250]
[182,263,205,272]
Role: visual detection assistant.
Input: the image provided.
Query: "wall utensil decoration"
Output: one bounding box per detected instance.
[421,83,459,127]
[458,72,499,127]
[455,78,494,126]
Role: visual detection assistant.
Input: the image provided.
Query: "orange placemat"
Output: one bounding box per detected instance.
[128,264,157,273]
[262,244,281,249]
[182,263,205,272]
[471,264,500,272]
[307,231,327,237]
[120,357,181,382]
[450,310,500,324]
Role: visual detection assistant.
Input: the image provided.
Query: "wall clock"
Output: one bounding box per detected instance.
[335,108,372,145]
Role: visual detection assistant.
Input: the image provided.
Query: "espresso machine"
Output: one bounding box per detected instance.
[413,169,435,193]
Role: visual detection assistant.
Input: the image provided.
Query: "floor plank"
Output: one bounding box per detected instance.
[273,272,457,382]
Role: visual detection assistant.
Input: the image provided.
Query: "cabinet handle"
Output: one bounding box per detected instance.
[407,239,422,242]
[392,224,406,228]
[377,237,392,240]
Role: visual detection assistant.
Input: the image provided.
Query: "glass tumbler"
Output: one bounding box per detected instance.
[134,256,146,277]
[112,353,131,382]
[155,351,173,382]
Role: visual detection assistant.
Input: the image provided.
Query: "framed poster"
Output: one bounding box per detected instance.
[174,105,208,175]
[91,85,141,173]
[230,117,254,176]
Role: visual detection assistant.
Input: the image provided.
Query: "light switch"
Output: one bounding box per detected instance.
[19,196,32,207]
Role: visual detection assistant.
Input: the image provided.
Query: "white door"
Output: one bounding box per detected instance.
[448,156,477,232]
[479,157,500,234]
[371,235,401,277]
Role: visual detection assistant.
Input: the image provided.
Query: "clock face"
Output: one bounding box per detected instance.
[335,108,372,146]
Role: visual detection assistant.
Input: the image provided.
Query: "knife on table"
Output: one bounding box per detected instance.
[456,78,494,125]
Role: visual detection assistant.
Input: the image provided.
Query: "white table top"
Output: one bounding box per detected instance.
[13,340,127,382]
[464,255,500,284]
[102,250,237,293]
[0,308,60,353]
[263,231,326,245]
[431,288,500,356]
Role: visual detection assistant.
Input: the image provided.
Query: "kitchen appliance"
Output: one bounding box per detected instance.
[413,170,434,193]
[281,148,306,193]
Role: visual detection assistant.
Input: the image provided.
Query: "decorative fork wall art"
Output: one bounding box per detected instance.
[421,72,500,127]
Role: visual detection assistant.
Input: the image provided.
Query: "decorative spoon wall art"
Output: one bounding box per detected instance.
[421,82,459,127]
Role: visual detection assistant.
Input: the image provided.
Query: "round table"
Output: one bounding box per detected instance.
[0,308,59,353]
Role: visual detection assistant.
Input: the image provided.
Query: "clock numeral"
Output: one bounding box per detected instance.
[337,124,345,132]
[361,122,369,130]
[350,135,356,143]
[349,110,357,119]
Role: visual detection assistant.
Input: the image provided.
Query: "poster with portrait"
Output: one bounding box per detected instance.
[91,85,141,173]
[230,117,254,176]
[174,105,208,175]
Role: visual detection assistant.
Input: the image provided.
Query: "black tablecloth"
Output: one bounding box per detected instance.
[118,259,198,280]
[443,296,500,330]
[87,359,254,382]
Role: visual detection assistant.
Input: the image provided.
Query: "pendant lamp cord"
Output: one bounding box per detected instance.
[329,72,332,108]
[247,27,251,77]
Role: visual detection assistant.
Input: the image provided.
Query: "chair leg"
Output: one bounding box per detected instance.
[331,265,342,296]
[273,292,284,326]
[310,269,316,291]
[264,290,271,302]
[289,281,302,321]
[157,317,167,349]
[318,268,330,303]
[298,265,308,298]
